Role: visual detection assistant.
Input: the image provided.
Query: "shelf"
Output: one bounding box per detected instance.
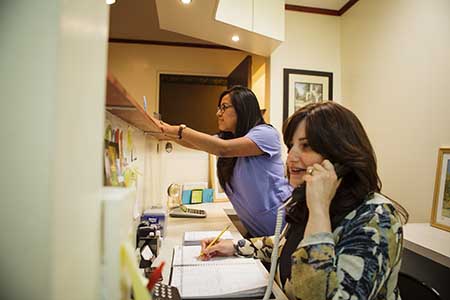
[403,223,450,268]
[106,73,161,134]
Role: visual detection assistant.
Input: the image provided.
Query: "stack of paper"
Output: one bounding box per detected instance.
[170,245,267,299]
[183,230,233,246]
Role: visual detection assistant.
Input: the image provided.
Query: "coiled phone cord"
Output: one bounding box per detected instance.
[262,197,293,300]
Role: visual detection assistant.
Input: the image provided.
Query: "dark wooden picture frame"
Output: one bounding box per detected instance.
[283,68,333,121]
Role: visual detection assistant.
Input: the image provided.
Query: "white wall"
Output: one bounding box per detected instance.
[269,11,342,153]
[159,142,210,207]
[341,0,450,222]
[0,1,108,300]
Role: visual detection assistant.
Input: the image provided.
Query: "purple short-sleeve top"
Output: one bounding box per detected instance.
[225,124,293,236]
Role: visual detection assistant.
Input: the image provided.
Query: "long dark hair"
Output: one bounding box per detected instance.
[283,102,381,223]
[217,86,266,190]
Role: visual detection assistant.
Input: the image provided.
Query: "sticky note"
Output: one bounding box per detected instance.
[190,189,203,204]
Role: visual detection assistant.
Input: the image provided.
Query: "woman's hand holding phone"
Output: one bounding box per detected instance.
[303,160,341,215]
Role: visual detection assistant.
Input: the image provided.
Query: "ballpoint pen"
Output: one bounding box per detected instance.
[199,224,231,256]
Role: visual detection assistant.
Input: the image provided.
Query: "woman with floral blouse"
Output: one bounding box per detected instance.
[201,102,408,300]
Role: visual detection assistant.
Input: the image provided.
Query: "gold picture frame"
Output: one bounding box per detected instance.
[431,147,450,232]
[209,154,228,202]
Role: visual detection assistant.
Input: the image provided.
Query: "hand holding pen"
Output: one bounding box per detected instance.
[199,224,235,260]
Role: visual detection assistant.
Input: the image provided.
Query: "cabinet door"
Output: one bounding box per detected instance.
[253,0,285,41]
[215,0,252,31]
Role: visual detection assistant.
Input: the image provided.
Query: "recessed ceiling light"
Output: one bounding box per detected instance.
[181,0,192,4]
[232,35,240,42]
[106,0,116,4]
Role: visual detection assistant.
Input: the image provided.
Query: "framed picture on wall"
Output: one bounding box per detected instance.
[209,154,228,202]
[431,147,450,232]
[283,68,333,121]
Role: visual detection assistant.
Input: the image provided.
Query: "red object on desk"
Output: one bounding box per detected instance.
[147,261,165,292]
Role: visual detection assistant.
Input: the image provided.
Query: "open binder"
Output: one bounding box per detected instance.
[170,245,268,299]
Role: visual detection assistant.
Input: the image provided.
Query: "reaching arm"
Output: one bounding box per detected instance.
[159,123,264,157]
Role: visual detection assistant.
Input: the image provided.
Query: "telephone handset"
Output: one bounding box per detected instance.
[286,163,350,223]
[294,163,349,202]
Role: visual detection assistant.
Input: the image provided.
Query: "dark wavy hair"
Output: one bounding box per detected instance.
[283,102,381,221]
[217,86,266,190]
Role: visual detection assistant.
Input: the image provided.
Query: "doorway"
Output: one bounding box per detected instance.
[159,74,227,134]
[158,56,252,134]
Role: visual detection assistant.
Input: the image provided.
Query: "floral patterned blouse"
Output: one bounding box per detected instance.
[235,193,404,300]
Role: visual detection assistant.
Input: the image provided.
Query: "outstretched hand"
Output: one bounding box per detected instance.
[157,120,170,133]
[153,119,179,138]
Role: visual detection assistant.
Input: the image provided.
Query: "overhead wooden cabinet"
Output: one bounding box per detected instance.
[106,73,161,134]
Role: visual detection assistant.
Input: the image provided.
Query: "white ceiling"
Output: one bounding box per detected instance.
[109,0,214,44]
[109,0,352,47]
[285,0,349,10]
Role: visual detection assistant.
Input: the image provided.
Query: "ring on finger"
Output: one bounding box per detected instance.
[307,167,314,175]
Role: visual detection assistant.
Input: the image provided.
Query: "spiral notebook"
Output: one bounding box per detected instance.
[170,245,267,299]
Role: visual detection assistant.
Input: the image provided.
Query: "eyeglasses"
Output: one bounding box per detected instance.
[217,103,233,113]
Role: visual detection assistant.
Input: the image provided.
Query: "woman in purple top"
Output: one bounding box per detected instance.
[158,86,292,237]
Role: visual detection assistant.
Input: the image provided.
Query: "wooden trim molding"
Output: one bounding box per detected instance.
[285,0,359,16]
[160,74,227,86]
[285,4,339,16]
[108,38,238,51]
[338,0,359,15]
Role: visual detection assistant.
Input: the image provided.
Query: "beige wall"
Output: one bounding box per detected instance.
[341,0,450,222]
[269,11,342,154]
[252,55,268,111]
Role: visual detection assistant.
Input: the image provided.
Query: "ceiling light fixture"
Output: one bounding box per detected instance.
[181,0,192,4]
[106,0,116,4]
[232,35,240,42]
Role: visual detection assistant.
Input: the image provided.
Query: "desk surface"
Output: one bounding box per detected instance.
[403,223,450,268]
[154,202,288,300]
